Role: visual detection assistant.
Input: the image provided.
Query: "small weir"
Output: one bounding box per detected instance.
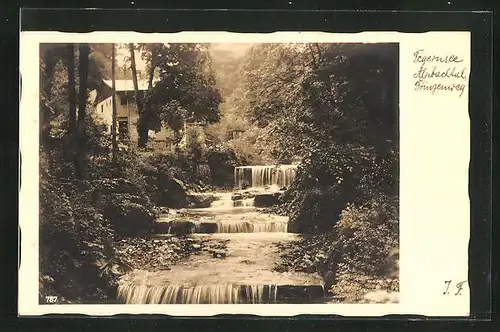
[118,164,325,304]
[117,283,325,304]
[234,165,297,188]
[199,220,287,234]
[117,284,278,304]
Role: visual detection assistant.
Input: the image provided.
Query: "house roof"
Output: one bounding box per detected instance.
[88,89,97,104]
[102,78,158,91]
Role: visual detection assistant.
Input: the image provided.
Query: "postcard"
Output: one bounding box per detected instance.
[19,31,470,316]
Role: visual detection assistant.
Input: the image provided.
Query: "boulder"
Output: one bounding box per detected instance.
[168,220,196,236]
[275,285,325,304]
[102,197,155,236]
[155,177,189,209]
[242,191,255,199]
[231,193,243,201]
[253,193,281,207]
[197,222,218,234]
[187,194,215,208]
[154,221,172,234]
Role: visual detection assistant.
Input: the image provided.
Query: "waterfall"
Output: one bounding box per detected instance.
[233,198,254,208]
[234,165,297,188]
[117,283,279,304]
[213,221,287,233]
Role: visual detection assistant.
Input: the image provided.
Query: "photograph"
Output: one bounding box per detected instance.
[37,41,400,306]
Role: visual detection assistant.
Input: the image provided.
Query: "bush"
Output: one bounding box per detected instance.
[39,147,157,303]
[274,195,398,301]
[91,178,156,237]
[39,174,117,303]
[333,196,399,277]
[286,145,398,234]
[206,144,239,188]
[138,153,191,207]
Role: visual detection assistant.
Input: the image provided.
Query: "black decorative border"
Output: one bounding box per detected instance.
[2,7,494,332]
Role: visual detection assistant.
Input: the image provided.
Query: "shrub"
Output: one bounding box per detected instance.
[274,195,398,301]
[39,173,117,303]
[286,145,398,234]
[206,144,239,188]
[138,153,191,207]
[333,196,399,277]
[90,178,156,236]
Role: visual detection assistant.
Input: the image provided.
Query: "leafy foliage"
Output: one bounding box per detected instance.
[147,43,222,133]
[205,144,240,188]
[39,43,158,303]
[39,152,117,302]
[274,195,399,302]
[236,43,399,232]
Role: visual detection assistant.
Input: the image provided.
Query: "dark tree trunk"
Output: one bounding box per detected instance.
[140,45,158,148]
[40,48,56,149]
[67,44,77,134]
[308,43,318,69]
[128,43,147,148]
[76,43,90,180]
[128,43,141,105]
[129,43,158,149]
[111,43,118,163]
[66,44,78,175]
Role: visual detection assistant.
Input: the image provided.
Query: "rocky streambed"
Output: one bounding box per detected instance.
[115,235,230,272]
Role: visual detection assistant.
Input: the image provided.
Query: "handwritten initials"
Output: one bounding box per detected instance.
[443,280,467,295]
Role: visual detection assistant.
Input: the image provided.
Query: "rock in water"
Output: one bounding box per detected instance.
[197,222,218,233]
[254,193,280,207]
[154,221,172,234]
[231,193,243,201]
[323,270,336,291]
[168,220,196,236]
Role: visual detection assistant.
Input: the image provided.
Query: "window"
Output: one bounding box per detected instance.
[101,104,103,113]
[119,93,127,106]
[118,118,129,141]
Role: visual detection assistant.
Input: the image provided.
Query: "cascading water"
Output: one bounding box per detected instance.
[181,192,288,234]
[117,283,279,304]
[213,220,287,233]
[116,163,325,305]
[234,165,298,188]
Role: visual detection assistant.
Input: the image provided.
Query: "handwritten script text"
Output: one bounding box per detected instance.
[412,49,468,97]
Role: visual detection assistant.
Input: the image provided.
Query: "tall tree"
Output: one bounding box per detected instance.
[129,43,161,148]
[151,43,221,149]
[66,43,78,176]
[76,43,90,180]
[39,45,60,149]
[239,43,399,232]
[128,43,141,106]
[128,43,148,148]
[66,44,77,134]
[111,43,118,162]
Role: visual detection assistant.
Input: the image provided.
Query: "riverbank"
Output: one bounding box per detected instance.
[274,233,399,304]
[117,233,324,304]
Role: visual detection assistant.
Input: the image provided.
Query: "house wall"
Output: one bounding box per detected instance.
[94,96,113,133]
[94,91,172,149]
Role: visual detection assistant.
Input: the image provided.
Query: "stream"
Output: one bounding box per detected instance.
[116,165,327,304]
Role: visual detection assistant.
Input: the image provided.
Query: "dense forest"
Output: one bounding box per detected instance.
[39,42,399,303]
